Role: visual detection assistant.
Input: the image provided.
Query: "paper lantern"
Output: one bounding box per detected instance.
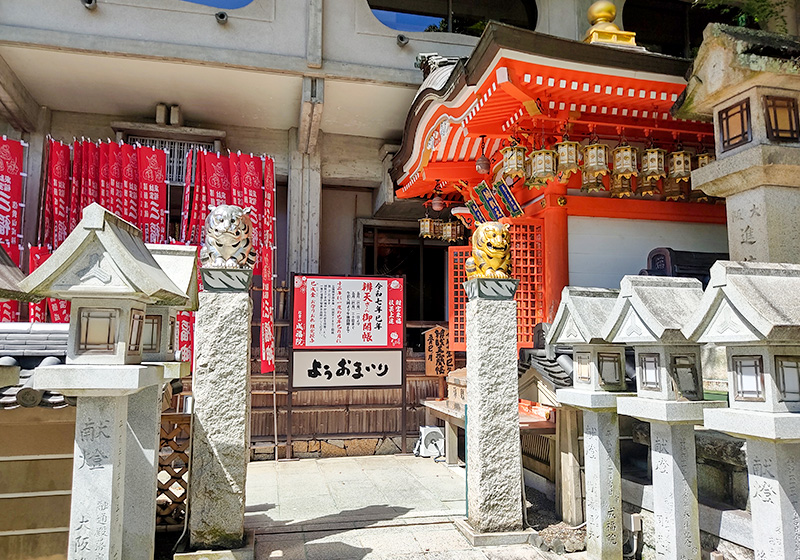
[583,142,610,178]
[641,147,666,181]
[612,144,638,178]
[501,144,527,179]
[556,139,581,181]
[669,150,692,182]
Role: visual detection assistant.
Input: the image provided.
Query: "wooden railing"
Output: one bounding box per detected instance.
[157,413,192,529]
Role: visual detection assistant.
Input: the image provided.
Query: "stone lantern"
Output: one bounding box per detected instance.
[548,286,634,560]
[19,203,189,560]
[684,261,800,560]
[602,276,726,560]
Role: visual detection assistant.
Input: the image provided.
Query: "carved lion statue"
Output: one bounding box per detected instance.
[199,205,258,269]
[465,221,512,279]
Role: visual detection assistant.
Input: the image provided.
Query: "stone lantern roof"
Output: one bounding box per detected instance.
[602,276,703,344]
[683,261,800,344]
[0,244,33,302]
[147,244,199,311]
[19,203,188,306]
[547,286,619,347]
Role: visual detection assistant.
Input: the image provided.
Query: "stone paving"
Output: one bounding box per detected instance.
[245,455,580,560]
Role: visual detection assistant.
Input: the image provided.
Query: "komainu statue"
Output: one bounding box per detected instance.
[199,205,258,269]
[465,221,512,279]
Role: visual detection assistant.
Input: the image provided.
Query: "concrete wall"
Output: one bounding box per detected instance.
[0,407,75,560]
[568,216,729,289]
[319,187,374,275]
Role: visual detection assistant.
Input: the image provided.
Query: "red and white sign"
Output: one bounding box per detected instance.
[260,156,274,373]
[45,140,71,248]
[292,276,404,350]
[121,143,139,223]
[136,146,168,243]
[28,247,49,322]
[0,138,24,248]
[203,151,231,208]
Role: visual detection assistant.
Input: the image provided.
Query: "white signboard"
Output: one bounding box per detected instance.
[291,350,403,389]
[292,276,404,349]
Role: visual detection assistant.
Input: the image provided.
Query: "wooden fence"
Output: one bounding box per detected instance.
[157,413,191,529]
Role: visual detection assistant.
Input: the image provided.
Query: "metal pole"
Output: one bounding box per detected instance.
[447,0,453,33]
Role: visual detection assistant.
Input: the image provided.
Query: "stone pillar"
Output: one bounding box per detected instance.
[122,384,162,560]
[649,422,701,560]
[745,439,800,559]
[464,278,523,533]
[70,396,129,560]
[725,185,800,263]
[189,290,252,549]
[582,409,623,559]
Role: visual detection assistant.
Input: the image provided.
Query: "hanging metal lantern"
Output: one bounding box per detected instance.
[663,177,686,201]
[432,219,444,239]
[637,177,659,198]
[555,138,581,181]
[419,217,435,238]
[612,143,638,178]
[441,221,461,243]
[581,170,606,193]
[641,147,667,181]
[531,146,557,183]
[610,174,633,198]
[669,150,692,182]
[501,143,527,179]
[690,188,710,203]
[696,152,715,168]
[583,142,610,178]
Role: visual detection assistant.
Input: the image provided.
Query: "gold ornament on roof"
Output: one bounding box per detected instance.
[584,1,637,47]
[464,221,512,280]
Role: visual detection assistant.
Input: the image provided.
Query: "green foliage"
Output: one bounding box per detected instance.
[694,0,789,33]
[424,17,487,37]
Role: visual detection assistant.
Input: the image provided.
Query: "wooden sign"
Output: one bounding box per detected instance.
[424,326,454,377]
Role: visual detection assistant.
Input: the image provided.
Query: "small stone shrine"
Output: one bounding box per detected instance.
[18,203,189,560]
[548,286,634,560]
[603,276,725,560]
[683,261,800,560]
[187,204,255,552]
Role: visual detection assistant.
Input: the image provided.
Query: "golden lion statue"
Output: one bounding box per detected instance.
[465,221,512,279]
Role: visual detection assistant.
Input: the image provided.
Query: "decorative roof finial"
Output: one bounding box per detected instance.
[584,1,639,48]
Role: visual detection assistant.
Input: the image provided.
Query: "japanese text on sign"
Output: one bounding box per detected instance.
[292,350,403,389]
[293,276,404,349]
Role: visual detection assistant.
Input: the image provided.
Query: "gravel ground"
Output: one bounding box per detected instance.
[525,486,586,553]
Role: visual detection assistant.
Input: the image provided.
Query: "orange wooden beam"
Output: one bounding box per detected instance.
[563,195,727,224]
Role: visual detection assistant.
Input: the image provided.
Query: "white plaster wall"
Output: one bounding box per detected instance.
[319,187,373,275]
[568,216,729,289]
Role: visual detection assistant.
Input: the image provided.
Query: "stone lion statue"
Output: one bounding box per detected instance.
[465,221,512,279]
[199,204,258,269]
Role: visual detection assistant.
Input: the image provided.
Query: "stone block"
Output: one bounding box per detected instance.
[375,437,401,455]
[307,440,320,453]
[617,396,726,424]
[34,364,162,397]
[319,440,347,457]
[453,518,535,547]
[292,441,308,453]
[557,388,635,411]
[345,438,378,456]
[704,408,800,441]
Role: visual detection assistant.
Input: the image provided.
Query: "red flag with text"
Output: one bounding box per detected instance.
[136,146,168,243]
[260,156,275,373]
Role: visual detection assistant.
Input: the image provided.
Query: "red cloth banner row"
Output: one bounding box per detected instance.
[0,138,25,322]
[180,150,276,373]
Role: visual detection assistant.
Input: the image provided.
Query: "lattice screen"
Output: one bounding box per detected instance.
[448,246,471,351]
[447,218,545,352]
[128,136,214,185]
[508,218,545,349]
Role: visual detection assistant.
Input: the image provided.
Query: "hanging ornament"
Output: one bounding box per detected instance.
[583,134,610,178]
[581,170,606,193]
[663,177,686,201]
[696,151,715,168]
[668,146,692,182]
[610,174,633,198]
[530,135,557,183]
[612,140,638,179]
[555,133,581,181]
[419,216,435,238]
[637,177,659,198]
[641,147,667,181]
[501,141,527,179]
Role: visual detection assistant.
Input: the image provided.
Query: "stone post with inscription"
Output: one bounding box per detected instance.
[187,206,256,551]
[18,204,190,560]
[549,287,635,560]
[684,261,800,560]
[456,277,530,543]
[604,276,727,560]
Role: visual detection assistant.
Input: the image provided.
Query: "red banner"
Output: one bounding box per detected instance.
[180,150,194,243]
[109,142,123,217]
[0,138,24,247]
[121,144,139,224]
[188,152,208,244]
[98,142,110,210]
[260,156,275,373]
[204,151,231,208]
[176,310,194,364]
[240,154,263,270]
[28,247,50,322]
[46,140,70,248]
[48,297,70,324]
[69,140,82,233]
[81,141,99,209]
[229,152,244,207]
[0,244,19,322]
[137,146,168,243]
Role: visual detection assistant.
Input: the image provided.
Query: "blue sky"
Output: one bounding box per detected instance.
[180,0,254,8]
[371,9,442,32]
